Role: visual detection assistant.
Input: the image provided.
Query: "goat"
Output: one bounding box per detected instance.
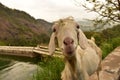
[48,17,102,80]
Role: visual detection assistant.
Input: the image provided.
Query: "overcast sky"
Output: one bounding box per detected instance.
[0,0,98,22]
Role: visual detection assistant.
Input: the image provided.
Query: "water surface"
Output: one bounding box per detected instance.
[0,54,40,80]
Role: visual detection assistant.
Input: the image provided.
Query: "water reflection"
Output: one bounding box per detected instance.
[0,55,40,80]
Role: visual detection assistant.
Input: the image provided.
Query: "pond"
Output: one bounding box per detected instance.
[0,54,41,80]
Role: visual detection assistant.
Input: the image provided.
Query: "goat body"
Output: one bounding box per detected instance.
[61,44,100,80]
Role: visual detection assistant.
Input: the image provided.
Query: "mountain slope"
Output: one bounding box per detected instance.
[0,3,52,46]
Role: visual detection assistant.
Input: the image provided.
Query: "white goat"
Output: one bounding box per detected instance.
[48,17,102,80]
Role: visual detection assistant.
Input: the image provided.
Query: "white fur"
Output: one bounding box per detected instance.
[48,17,102,80]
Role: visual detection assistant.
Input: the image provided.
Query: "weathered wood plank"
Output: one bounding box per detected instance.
[0,46,62,58]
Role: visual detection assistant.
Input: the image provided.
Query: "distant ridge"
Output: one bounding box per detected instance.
[77,20,113,31]
[0,3,52,46]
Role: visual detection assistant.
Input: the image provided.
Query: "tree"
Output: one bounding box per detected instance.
[75,0,120,28]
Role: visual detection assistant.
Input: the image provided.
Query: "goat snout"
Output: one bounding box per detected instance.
[63,37,75,56]
[63,37,74,46]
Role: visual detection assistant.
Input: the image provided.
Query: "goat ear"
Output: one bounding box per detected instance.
[48,33,56,55]
[78,29,89,49]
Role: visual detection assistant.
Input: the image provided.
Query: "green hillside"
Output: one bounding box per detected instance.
[0,3,52,46]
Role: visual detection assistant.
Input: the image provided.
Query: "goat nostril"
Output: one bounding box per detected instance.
[63,37,74,45]
[64,41,68,45]
[71,40,74,44]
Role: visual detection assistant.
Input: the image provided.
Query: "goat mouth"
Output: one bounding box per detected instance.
[66,50,74,55]
[64,48,75,57]
[61,45,77,57]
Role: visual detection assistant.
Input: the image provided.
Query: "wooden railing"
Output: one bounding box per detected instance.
[0,46,62,58]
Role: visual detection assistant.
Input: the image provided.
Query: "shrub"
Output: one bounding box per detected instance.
[0,41,6,46]
[92,32,104,46]
[102,24,120,39]
[33,57,64,80]
[85,31,104,46]
[111,37,120,49]
[100,42,113,59]
[100,37,120,59]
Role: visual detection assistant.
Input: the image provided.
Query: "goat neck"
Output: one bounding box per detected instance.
[63,48,84,80]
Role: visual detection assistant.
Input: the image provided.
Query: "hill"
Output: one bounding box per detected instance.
[0,3,52,46]
[77,20,113,31]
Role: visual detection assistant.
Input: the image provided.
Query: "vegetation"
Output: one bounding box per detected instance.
[0,59,11,70]
[3,33,50,46]
[100,25,120,58]
[101,37,120,58]
[82,0,120,26]
[33,57,64,80]
[0,41,6,46]
[85,24,120,59]
[0,3,52,46]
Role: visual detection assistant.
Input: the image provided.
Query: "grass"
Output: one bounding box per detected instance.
[33,57,64,80]
[0,59,11,70]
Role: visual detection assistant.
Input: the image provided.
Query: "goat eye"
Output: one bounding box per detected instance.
[53,28,56,32]
[76,25,80,29]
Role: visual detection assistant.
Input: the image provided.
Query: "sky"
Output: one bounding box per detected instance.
[0,0,98,22]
